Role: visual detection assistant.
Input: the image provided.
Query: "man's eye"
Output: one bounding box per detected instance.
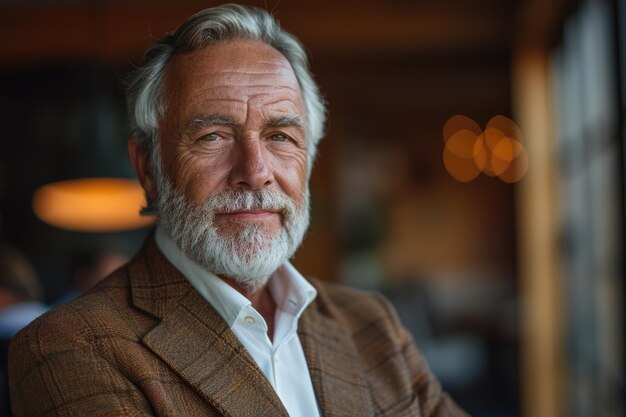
[201,133,220,141]
[271,134,289,142]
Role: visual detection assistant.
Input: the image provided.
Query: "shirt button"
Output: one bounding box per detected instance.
[244,316,255,325]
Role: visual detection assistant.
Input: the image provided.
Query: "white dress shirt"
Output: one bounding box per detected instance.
[155,227,322,417]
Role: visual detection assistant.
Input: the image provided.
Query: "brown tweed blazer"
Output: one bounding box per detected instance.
[8,235,468,417]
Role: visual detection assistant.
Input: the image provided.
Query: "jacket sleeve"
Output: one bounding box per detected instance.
[8,310,154,417]
[374,293,471,417]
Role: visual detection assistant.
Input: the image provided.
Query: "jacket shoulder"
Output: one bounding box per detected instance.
[308,280,469,417]
[310,279,402,334]
[8,267,158,417]
[10,266,138,360]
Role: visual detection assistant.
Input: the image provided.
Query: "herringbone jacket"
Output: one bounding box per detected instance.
[8,236,468,417]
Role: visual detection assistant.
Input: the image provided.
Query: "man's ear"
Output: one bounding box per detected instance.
[128,138,157,200]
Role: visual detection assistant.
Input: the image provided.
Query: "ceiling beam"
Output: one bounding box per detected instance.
[0,1,513,65]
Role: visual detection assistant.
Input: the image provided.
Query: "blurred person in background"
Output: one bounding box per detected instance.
[53,248,129,306]
[8,4,469,416]
[0,244,47,338]
[0,243,48,417]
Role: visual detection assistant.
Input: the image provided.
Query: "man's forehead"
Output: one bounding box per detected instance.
[166,40,298,85]
[161,40,305,127]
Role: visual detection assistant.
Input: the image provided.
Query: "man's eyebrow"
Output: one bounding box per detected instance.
[185,115,237,135]
[266,115,304,129]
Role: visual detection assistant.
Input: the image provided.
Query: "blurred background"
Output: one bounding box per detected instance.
[0,0,624,416]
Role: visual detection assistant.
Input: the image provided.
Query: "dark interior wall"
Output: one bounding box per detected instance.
[310,50,515,277]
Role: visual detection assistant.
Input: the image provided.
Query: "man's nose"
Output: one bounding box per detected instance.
[228,137,273,189]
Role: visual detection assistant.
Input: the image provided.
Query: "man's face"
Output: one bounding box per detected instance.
[136,40,310,290]
[159,40,308,240]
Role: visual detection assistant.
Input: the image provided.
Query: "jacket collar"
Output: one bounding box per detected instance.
[127,231,190,320]
[129,233,289,416]
[298,281,375,417]
[128,232,373,416]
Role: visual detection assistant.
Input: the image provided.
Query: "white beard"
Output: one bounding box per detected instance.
[154,172,310,293]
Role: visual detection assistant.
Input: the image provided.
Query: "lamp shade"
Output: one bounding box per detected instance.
[33,178,154,232]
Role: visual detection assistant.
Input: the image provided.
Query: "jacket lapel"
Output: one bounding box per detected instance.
[298,289,374,417]
[129,235,288,417]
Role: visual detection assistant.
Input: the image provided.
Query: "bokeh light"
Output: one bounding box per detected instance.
[442,114,528,183]
[443,115,482,143]
[443,129,482,182]
[33,178,154,232]
[486,115,524,143]
[498,147,529,183]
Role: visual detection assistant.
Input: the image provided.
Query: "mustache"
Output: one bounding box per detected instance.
[200,189,295,214]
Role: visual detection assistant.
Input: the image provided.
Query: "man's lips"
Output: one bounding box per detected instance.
[215,209,280,220]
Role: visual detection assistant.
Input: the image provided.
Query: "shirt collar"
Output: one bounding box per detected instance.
[154,226,317,328]
[269,262,317,319]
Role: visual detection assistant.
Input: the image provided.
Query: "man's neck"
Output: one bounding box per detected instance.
[220,276,277,341]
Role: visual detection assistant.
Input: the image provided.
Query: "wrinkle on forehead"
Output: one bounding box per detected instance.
[162,40,304,129]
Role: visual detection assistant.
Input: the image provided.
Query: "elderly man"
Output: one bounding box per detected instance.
[9,4,468,417]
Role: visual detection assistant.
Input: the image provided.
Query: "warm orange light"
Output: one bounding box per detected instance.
[486,115,524,143]
[443,147,481,182]
[446,129,478,158]
[498,147,529,183]
[491,137,524,175]
[33,178,154,232]
[473,133,498,177]
[443,115,482,143]
[442,114,528,183]
[443,129,481,182]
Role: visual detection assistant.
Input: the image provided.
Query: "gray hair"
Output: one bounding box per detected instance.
[126,4,326,173]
